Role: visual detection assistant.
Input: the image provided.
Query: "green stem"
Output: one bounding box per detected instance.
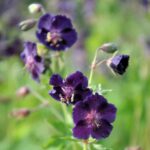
[89,48,99,85]
[28,86,64,122]
[95,59,107,67]
[41,7,46,14]
[83,143,88,150]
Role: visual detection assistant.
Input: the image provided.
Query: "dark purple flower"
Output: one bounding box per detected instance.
[108,54,130,75]
[21,42,44,82]
[73,93,117,140]
[36,13,77,51]
[49,71,92,105]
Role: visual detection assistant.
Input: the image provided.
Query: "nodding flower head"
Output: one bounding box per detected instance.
[36,13,77,51]
[107,54,130,75]
[72,93,117,140]
[49,71,92,105]
[20,42,44,82]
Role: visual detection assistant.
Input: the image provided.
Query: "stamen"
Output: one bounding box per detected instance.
[53,39,58,45]
[58,38,63,42]
[56,44,59,48]
[50,43,54,46]
[46,32,51,42]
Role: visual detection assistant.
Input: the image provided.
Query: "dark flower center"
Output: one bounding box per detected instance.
[46,32,63,48]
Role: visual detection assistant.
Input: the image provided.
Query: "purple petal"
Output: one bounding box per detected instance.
[110,55,129,75]
[51,15,73,31]
[73,120,91,139]
[61,28,77,48]
[73,88,92,104]
[84,94,107,110]
[24,41,37,56]
[49,87,62,101]
[65,71,88,88]
[91,120,113,140]
[36,30,48,46]
[97,103,117,123]
[31,68,40,82]
[50,74,63,86]
[38,13,52,31]
[73,101,90,124]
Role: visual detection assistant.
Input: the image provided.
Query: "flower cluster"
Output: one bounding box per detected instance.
[20,10,77,81]
[19,3,130,147]
[49,71,117,140]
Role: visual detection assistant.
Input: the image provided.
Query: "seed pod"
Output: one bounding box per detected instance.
[28,3,43,14]
[18,19,37,31]
[100,43,118,53]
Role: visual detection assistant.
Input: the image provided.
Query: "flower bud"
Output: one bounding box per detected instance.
[10,108,31,118]
[100,43,118,53]
[19,19,37,31]
[125,146,141,150]
[16,86,30,97]
[28,3,43,14]
[107,54,130,75]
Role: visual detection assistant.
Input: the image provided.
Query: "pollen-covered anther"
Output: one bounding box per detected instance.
[94,120,101,128]
[46,32,52,42]
[46,32,62,47]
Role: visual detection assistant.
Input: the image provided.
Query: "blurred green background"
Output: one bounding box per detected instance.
[0,0,150,150]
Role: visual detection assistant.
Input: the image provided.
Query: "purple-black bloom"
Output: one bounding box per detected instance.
[36,13,77,51]
[73,93,117,140]
[108,54,130,75]
[49,71,92,105]
[21,41,44,82]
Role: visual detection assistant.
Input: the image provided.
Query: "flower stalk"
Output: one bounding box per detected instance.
[89,48,99,85]
[83,140,88,150]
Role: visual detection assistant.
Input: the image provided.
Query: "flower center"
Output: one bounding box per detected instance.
[86,110,101,128]
[26,56,35,70]
[46,32,63,48]
[61,86,74,103]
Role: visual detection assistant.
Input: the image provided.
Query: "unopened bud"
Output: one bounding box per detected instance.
[100,43,118,53]
[107,54,130,75]
[19,19,37,31]
[10,108,31,118]
[125,146,142,150]
[28,3,43,14]
[16,86,30,97]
